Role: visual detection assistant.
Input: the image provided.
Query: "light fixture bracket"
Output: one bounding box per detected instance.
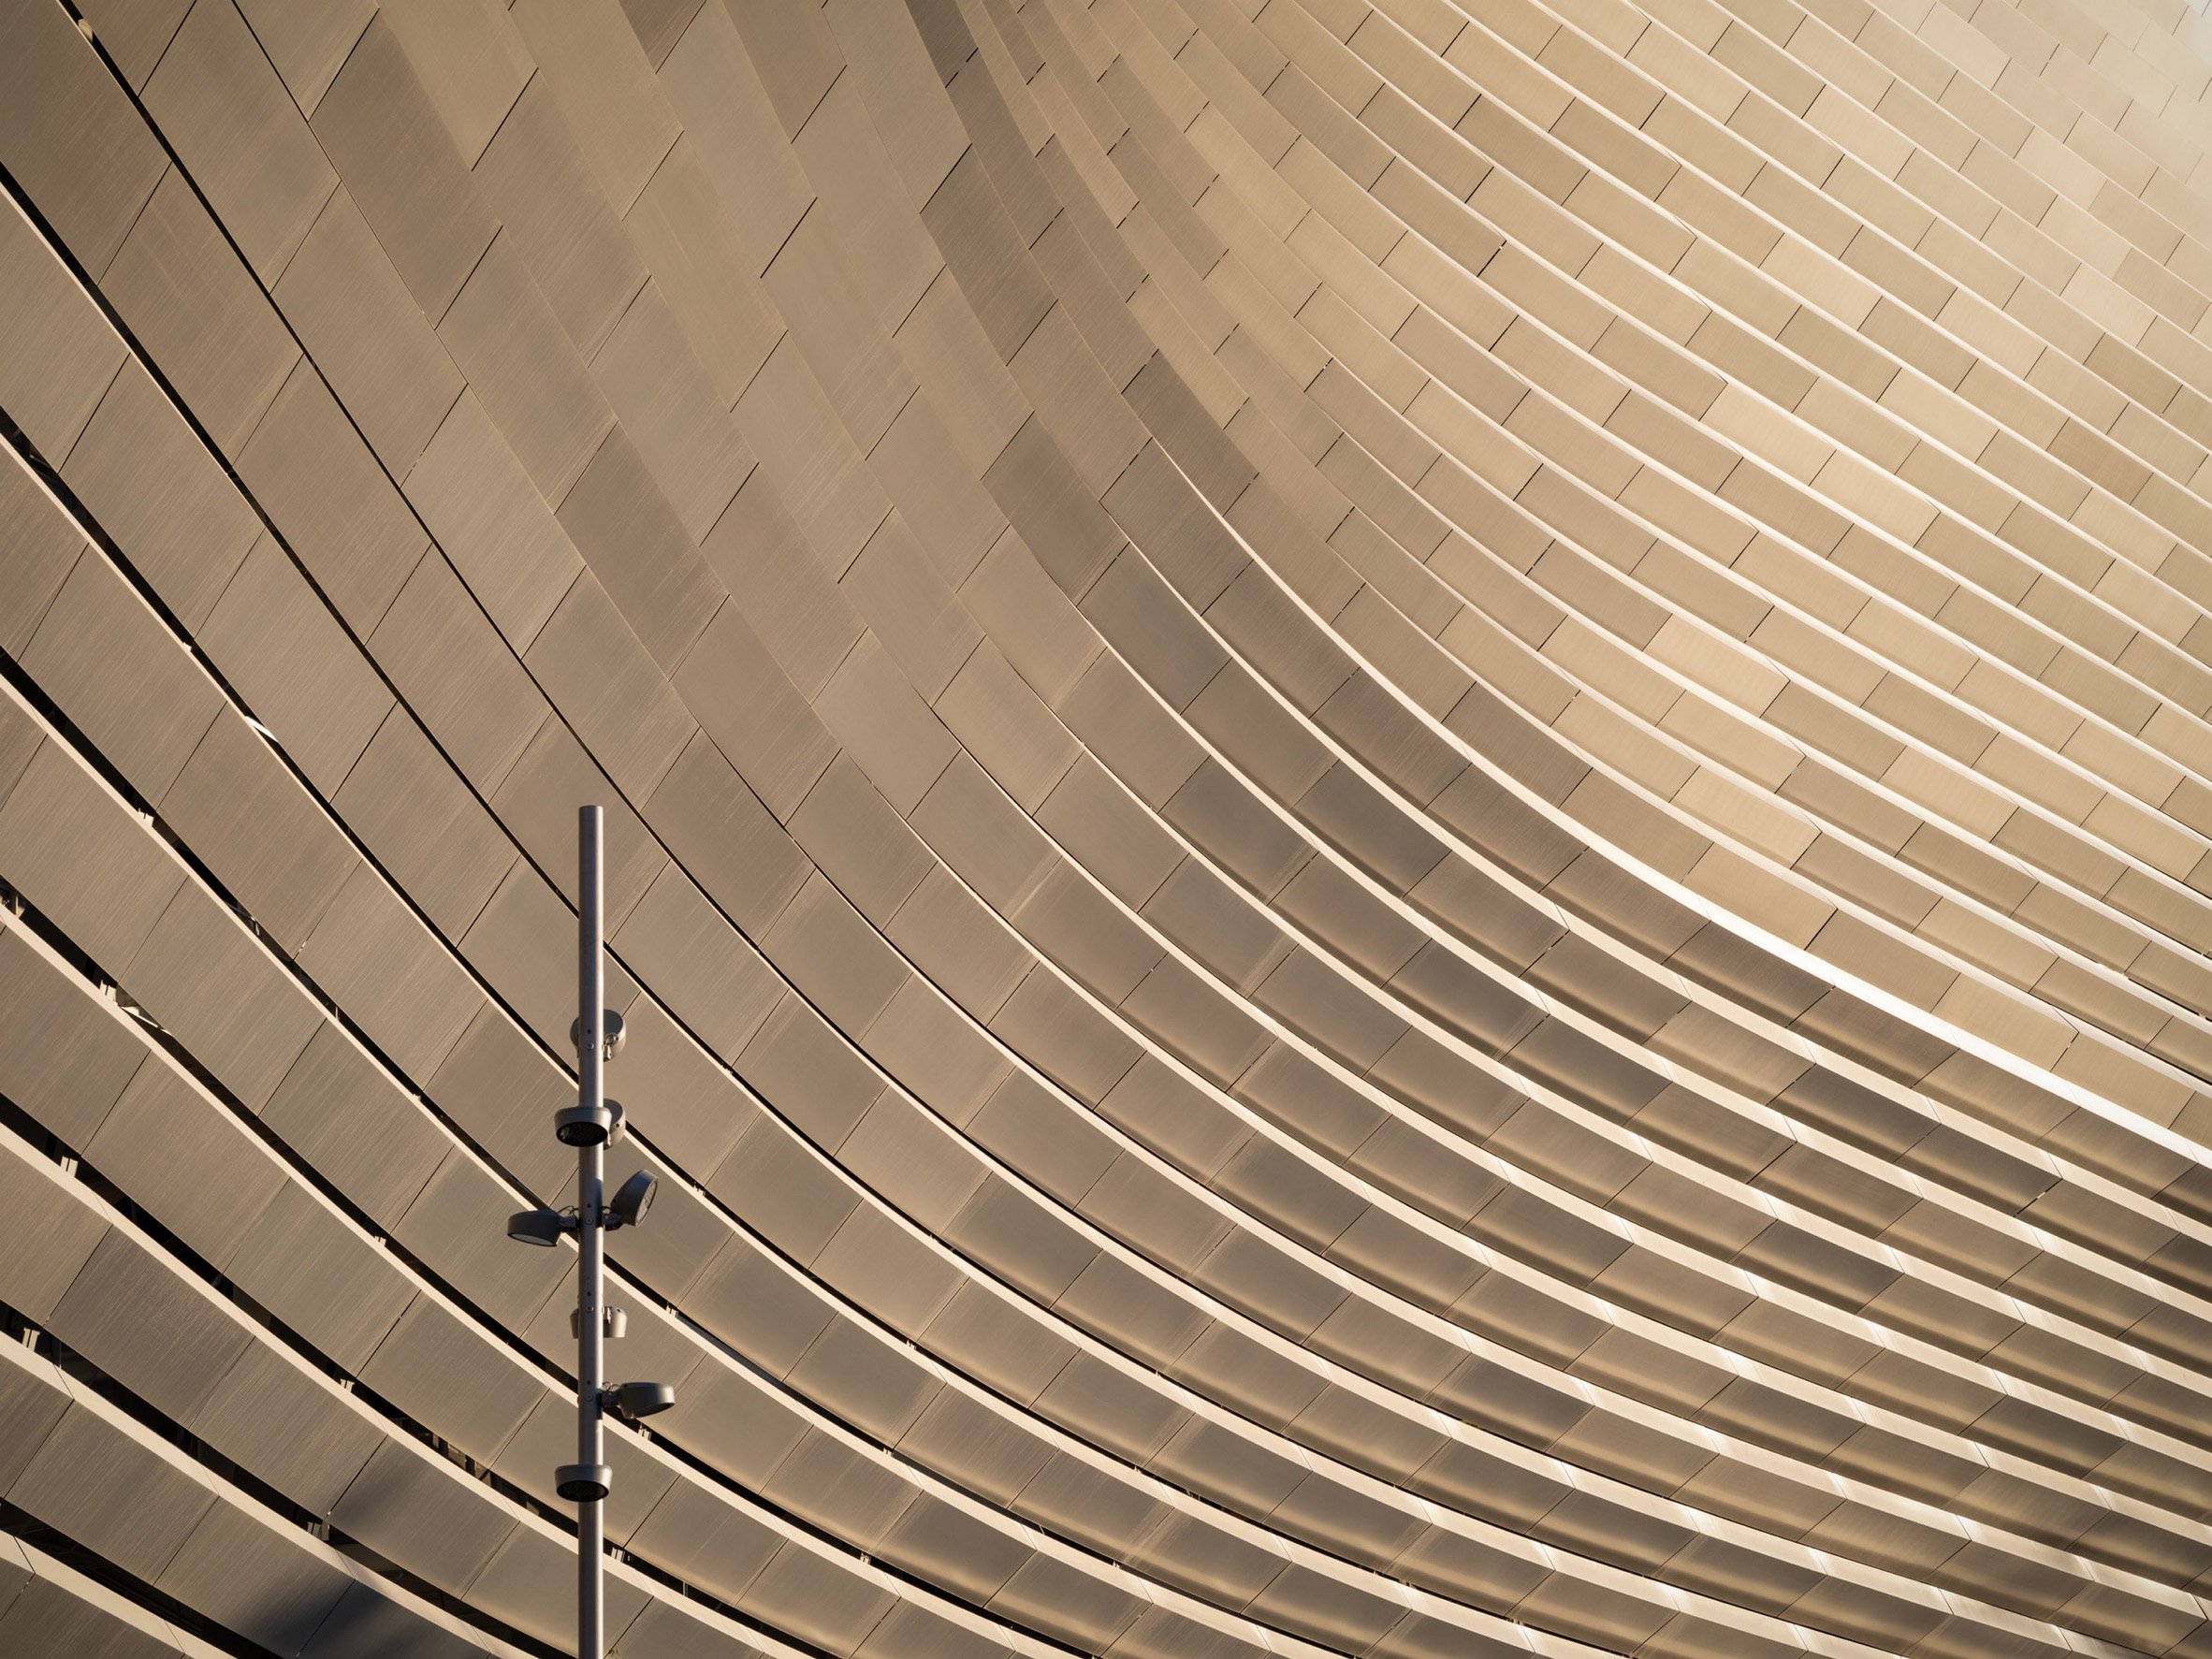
[570,1008,626,1062]
[572,1305,627,1339]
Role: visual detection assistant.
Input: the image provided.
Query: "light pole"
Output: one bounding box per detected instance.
[505,805,676,1659]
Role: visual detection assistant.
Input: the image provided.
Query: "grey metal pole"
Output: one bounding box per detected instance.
[576,805,605,1659]
[513,814,664,1647]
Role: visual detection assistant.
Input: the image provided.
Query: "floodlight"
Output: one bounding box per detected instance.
[506,1208,572,1247]
[604,1381,676,1424]
[606,1171,656,1230]
[554,1103,612,1146]
[556,1462,611,1503]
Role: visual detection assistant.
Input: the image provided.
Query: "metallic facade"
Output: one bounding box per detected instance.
[3,0,2212,1653]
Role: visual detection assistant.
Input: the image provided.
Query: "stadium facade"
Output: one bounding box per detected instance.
[5,0,2212,1654]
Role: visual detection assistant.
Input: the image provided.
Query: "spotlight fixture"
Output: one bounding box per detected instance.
[505,1207,574,1247]
[606,1170,656,1230]
[603,1381,677,1425]
[556,1463,612,1503]
[554,1104,610,1147]
[554,1098,626,1147]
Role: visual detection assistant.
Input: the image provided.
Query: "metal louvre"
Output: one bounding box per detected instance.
[9,0,2212,1656]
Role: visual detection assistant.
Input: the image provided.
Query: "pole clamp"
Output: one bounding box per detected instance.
[571,1009,626,1061]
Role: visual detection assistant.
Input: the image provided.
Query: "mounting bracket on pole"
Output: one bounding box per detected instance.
[572,1305,628,1340]
[571,1009,626,1061]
